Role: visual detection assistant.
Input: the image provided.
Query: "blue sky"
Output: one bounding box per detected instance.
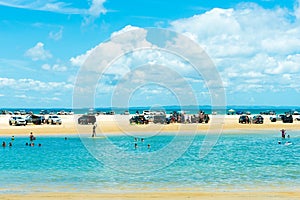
[0,0,300,108]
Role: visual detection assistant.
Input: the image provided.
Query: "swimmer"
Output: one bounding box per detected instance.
[141,138,144,142]
[147,144,151,149]
[2,141,6,147]
[278,141,281,144]
[11,136,15,141]
[9,142,12,147]
[134,143,138,149]
[38,143,42,147]
[25,142,28,146]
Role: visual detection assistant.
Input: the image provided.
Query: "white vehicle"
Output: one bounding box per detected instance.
[9,116,26,126]
[47,115,62,125]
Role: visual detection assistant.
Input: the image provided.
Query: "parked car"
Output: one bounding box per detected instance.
[252,115,264,124]
[25,115,45,125]
[77,115,96,125]
[129,115,149,124]
[239,115,250,124]
[269,114,285,122]
[282,114,293,123]
[9,116,26,126]
[40,110,49,115]
[46,115,62,125]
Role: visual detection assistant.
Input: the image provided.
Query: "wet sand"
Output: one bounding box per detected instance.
[2,191,300,200]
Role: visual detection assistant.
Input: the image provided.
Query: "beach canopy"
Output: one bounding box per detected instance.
[228,109,235,113]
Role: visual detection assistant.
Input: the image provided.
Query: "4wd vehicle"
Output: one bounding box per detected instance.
[269,114,285,122]
[46,115,62,125]
[78,115,96,125]
[129,115,149,124]
[9,116,26,126]
[25,115,45,125]
[252,115,264,124]
[239,115,250,124]
[282,114,293,123]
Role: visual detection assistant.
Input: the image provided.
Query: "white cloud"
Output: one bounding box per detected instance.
[0,0,98,15]
[294,0,300,19]
[41,64,51,70]
[168,3,300,95]
[25,42,52,61]
[88,0,107,16]
[42,63,68,72]
[0,77,73,91]
[49,26,63,41]
[70,25,151,68]
[0,94,4,97]
[265,54,300,74]
[70,46,97,67]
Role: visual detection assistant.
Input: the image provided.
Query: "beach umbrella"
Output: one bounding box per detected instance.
[228,109,235,113]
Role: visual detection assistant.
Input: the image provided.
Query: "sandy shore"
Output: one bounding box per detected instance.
[1,191,300,200]
[0,114,300,136]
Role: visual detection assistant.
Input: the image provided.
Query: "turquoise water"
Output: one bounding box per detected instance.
[1,132,300,194]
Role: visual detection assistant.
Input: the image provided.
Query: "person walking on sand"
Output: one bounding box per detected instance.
[92,123,97,137]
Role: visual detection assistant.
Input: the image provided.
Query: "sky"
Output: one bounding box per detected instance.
[0,0,300,108]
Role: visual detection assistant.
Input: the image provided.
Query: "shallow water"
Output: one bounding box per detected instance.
[1,131,300,193]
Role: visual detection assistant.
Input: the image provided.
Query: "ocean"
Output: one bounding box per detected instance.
[1,105,300,115]
[1,131,300,194]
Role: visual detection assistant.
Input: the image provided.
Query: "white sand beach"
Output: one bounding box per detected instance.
[0,114,300,136]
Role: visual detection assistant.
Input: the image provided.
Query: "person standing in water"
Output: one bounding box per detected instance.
[281,129,286,139]
[92,123,97,137]
[29,132,35,141]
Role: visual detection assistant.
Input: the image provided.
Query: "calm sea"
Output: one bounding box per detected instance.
[1,131,300,194]
[1,106,300,115]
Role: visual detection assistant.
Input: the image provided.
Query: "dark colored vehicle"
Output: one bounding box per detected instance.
[252,115,264,124]
[129,115,149,124]
[153,115,167,124]
[78,115,96,125]
[26,115,45,125]
[282,114,293,123]
[199,113,210,123]
[239,115,250,124]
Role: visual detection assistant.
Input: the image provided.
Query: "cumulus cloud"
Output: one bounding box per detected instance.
[25,42,52,61]
[169,2,300,94]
